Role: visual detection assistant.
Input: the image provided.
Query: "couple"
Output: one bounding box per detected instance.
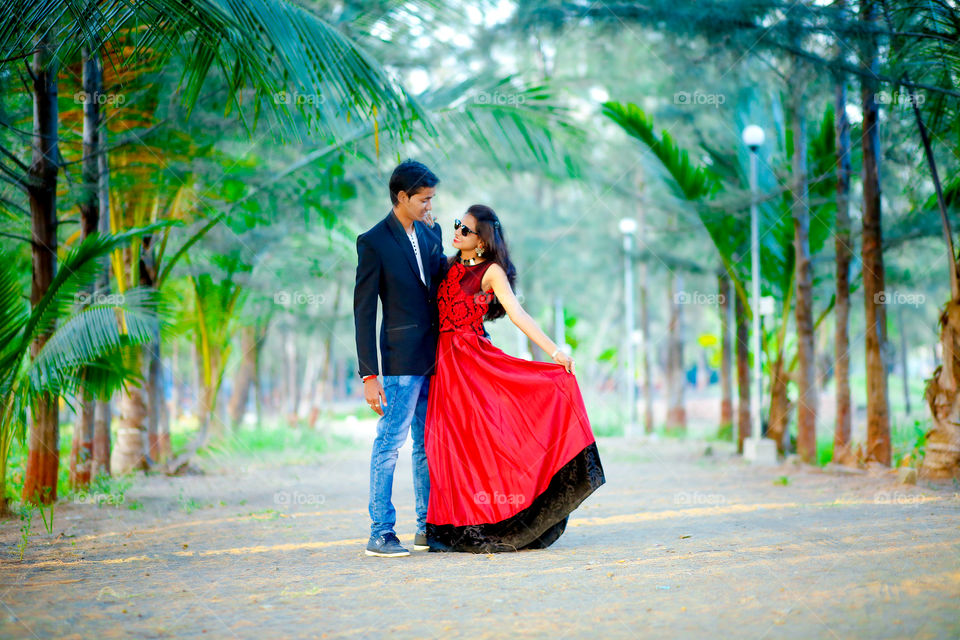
[353,160,605,556]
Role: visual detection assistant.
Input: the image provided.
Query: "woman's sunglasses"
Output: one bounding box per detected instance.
[454,219,477,236]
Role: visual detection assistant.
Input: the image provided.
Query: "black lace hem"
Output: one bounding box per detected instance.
[425,442,605,553]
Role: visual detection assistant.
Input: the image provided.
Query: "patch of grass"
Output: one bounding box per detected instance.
[774,475,790,486]
[813,415,930,467]
[76,473,134,508]
[658,425,688,439]
[709,422,734,442]
[592,421,625,438]
[177,488,207,514]
[196,426,355,464]
[15,506,33,560]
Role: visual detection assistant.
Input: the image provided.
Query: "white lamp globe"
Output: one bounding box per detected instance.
[742,125,765,150]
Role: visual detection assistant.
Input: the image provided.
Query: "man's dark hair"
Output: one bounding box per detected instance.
[389,160,439,205]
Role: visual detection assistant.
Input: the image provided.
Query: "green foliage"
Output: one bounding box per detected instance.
[602,101,720,201]
[197,425,354,464]
[0,227,165,507]
[2,0,421,142]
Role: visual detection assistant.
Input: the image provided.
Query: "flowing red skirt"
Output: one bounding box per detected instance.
[424,330,605,552]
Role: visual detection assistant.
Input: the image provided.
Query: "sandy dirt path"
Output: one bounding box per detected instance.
[1,436,958,639]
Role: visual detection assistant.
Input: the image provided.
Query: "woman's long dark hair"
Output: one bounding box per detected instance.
[456,204,517,321]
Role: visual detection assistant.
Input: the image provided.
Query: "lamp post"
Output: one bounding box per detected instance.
[741,125,777,464]
[619,218,638,437]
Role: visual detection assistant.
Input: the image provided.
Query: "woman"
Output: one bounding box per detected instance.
[425,204,605,553]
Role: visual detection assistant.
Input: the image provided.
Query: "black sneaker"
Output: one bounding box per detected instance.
[365,532,410,557]
[413,532,429,551]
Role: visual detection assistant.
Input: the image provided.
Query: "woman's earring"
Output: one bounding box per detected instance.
[476,245,484,257]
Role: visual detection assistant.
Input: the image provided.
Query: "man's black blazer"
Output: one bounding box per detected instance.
[354,211,447,378]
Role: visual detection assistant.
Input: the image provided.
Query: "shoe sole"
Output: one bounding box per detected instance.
[364,549,410,557]
[412,544,430,551]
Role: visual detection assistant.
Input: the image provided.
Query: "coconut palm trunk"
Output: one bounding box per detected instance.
[22,33,60,505]
[718,269,734,432]
[228,326,258,428]
[70,47,104,489]
[873,0,960,479]
[666,274,686,432]
[859,0,892,465]
[788,69,818,464]
[91,133,113,479]
[735,291,750,453]
[832,23,855,464]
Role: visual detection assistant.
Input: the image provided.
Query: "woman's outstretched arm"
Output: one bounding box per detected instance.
[484,263,575,374]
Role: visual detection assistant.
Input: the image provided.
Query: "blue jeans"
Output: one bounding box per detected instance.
[369,375,430,538]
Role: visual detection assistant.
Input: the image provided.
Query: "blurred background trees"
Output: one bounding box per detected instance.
[1,0,959,514]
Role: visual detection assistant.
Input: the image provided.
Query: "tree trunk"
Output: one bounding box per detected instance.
[833,38,855,465]
[637,200,654,434]
[113,348,149,475]
[768,280,795,454]
[923,302,960,479]
[735,291,750,454]
[789,70,818,464]
[92,103,112,479]
[191,341,202,422]
[767,352,793,454]
[158,362,171,461]
[316,284,343,431]
[140,236,160,463]
[228,325,258,428]
[69,48,103,490]
[897,304,911,416]
[91,399,112,479]
[171,341,181,423]
[70,397,94,489]
[145,336,161,462]
[22,33,60,506]
[199,345,223,440]
[718,269,733,432]
[640,260,653,433]
[860,0,892,465]
[254,325,266,428]
[285,328,299,427]
[873,0,959,477]
[666,274,686,432]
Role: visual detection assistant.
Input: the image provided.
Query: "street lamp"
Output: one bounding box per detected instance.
[619,218,638,437]
[742,125,777,464]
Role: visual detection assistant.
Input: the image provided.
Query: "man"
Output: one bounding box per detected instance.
[354,160,446,557]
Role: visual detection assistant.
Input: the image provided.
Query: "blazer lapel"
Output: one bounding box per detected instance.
[415,222,431,290]
[385,212,427,289]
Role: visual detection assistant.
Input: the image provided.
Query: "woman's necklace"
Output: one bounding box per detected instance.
[460,255,483,266]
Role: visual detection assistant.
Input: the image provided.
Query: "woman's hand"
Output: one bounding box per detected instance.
[553,350,575,374]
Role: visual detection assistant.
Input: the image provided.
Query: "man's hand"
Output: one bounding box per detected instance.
[423,212,436,228]
[364,377,387,416]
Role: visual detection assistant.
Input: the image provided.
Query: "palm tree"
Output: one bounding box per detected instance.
[602,99,840,456]
[3,0,431,505]
[859,0,892,466]
[1,227,164,510]
[831,0,855,466]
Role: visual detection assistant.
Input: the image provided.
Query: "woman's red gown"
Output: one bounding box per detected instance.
[424,260,605,552]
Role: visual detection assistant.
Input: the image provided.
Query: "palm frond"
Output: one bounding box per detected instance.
[20,221,178,353]
[3,0,423,142]
[27,290,158,397]
[602,101,720,200]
